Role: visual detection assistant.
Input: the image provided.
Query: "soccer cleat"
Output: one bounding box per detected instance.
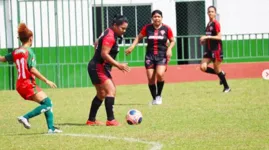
[155,96,162,105]
[17,116,31,129]
[152,99,157,105]
[220,71,226,85]
[223,88,231,93]
[86,120,105,126]
[106,120,121,126]
[48,128,63,134]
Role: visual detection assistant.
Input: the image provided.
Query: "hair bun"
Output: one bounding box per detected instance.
[113,14,121,19]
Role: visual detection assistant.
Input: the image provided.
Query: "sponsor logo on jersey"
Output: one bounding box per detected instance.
[206,32,212,35]
[210,26,213,31]
[160,30,166,36]
[148,36,164,40]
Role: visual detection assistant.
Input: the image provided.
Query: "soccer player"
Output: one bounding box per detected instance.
[125,10,175,105]
[200,6,231,93]
[86,15,130,126]
[0,23,62,133]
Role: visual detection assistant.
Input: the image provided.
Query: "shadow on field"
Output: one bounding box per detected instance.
[115,103,147,106]
[4,132,45,136]
[56,123,86,126]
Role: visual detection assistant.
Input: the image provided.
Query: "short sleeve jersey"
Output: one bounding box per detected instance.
[5,47,36,84]
[92,28,119,70]
[205,19,222,51]
[140,24,173,55]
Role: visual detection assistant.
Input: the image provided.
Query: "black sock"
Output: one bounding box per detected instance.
[217,72,229,89]
[88,96,103,121]
[157,81,164,96]
[105,97,115,121]
[148,84,157,99]
[205,67,216,74]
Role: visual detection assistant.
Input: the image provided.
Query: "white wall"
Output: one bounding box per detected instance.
[1,0,269,49]
[216,0,269,34]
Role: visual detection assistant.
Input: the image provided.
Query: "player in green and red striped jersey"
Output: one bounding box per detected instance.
[0,23,62,133]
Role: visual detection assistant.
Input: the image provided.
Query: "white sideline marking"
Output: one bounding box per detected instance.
[50,133,163,150]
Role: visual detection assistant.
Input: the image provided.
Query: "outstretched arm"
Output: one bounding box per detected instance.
[30,67,57,88]
[125,33,144,55]
[0,56,7,62]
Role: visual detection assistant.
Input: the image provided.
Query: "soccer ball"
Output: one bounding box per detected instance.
[126,109,143,125]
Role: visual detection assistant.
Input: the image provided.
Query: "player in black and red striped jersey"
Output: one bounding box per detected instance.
[86,15,130,126]
[200,6,231,93]
[125,10,175,105]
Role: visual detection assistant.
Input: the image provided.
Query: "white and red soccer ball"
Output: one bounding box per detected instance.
[126,109,143,125]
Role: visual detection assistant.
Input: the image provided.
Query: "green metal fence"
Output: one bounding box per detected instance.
[0,0,269,90]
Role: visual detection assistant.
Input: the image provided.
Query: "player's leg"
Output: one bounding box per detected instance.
[33,89,62,133]
[86,84,106,126]
[213,51,231,92]
[17,85,62,133]
[86,62,106,125]
[102,79,120,126]
[200,57,214,74]
[155,57,168,105]
[147,69,157,104]
[145,55,157,103]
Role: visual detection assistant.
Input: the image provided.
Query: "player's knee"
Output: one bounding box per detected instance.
[97,91,106,100]
[156,73,165,81]
[200,64,207,72]
[214,67,221,74]
[41,97,53,112]
[148,78,155,85]
[106,88,116,97]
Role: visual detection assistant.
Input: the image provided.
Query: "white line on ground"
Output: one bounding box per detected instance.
[48,133,163,150]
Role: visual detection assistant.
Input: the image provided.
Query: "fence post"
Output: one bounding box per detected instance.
[4,0,15,90]
[54,0,60,87]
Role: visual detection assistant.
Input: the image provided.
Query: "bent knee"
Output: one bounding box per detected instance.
[97,91,106,100]
[200,64,207,72]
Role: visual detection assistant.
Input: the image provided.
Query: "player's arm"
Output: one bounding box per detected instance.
[0,52,14,63]
[166,27,176,60]
[94,39,98,50]
[30,68,57,88]
[28,50,57,88]
[101,36,129,72]
[130,33,144,49]
[101,46,129,72]
[167,27,176,52]
[201,22,222,41]
[101,45,120,67]
[0,56,7,62]
[205,32,222,40]
[125,26,147,55]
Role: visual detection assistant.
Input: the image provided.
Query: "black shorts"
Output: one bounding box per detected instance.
[203,49,223,62]
[145,53,168,69]
[87,61,112,85]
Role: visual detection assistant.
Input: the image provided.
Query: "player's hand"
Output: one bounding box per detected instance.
[166,48,172,60]
[125,46,134,55]
[45,80,57,88]
[200,36,207,44]
[117,63,130,73]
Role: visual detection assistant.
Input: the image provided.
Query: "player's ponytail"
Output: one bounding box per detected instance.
[112,14,128,26]
[18,23,33,43]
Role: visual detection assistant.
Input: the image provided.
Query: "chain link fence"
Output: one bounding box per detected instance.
[0,0,268,90]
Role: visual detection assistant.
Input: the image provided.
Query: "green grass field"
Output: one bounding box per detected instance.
[0,78,269,150]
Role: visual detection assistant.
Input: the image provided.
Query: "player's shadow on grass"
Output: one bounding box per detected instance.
[56,123,86,126]
[5,132,45,136]
[115,103,146,106]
